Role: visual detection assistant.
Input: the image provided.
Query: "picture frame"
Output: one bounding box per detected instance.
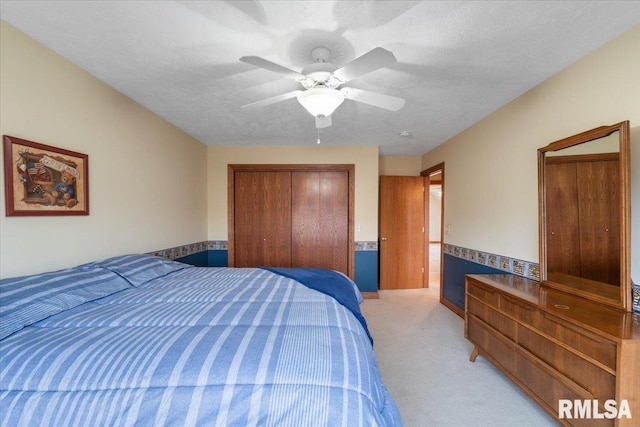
[3,135,89,216]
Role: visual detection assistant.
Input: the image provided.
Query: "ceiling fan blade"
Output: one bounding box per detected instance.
[239,55,307,81]
[332,47,397,83]
[315,115,332,129]
[341,87,405,111]
[240,90,301,110]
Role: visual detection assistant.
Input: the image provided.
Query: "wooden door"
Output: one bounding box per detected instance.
[545,162,581,277]
[379,176,425,289]
[291,171,349,274]
[577,159,620,285]
[234,171,292,267]
[545,155,620,285]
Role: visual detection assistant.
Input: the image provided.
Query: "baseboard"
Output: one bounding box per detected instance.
[440,297,464,318]
[361,292,379,299]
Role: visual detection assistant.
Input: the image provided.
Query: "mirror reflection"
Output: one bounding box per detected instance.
[545,132,620,286]
[539,122,631,311]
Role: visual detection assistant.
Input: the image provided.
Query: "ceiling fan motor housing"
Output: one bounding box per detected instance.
[301,62,341,89]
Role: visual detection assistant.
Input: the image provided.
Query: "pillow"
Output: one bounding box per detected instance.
[0,266,131,340]
[87,254,190,286]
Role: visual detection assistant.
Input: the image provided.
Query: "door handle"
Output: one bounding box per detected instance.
[380,237,387,241]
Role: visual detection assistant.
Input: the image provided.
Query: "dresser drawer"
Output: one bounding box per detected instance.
[500,293,540,327]
[537,311,617,371]
[517,325,615,400]
[467,315,516,372]
[515,349,614,427]
[467,296,516,341]
[466,278,499,307]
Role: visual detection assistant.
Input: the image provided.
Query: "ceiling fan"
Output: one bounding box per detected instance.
[239,46,406,129]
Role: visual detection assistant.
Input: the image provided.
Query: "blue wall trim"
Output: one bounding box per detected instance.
[443,243,539,281]
[208,250,228,267]
[175,251,228,267]
[174,249,378,292]
[442,253,507,311]
[175,251,209,267]
[354,250,379,292]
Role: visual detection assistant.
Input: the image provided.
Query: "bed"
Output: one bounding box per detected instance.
[0,254,402,426]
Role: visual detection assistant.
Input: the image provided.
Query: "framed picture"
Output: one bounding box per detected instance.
[3,135,89,216]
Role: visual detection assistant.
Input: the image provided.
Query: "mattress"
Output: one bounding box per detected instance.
[0,254,402,426]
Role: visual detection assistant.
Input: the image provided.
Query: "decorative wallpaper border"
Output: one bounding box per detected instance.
[151,240,377,260]
[149,241,638,313]
[444,243,540,281]
[354,241,378,251]
[445,243,640,313]
[149,241,219,260]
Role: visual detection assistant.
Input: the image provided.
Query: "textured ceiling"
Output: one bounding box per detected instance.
[1,1,639,155]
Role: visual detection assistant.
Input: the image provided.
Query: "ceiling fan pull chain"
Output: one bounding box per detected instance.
[317,128,321,144]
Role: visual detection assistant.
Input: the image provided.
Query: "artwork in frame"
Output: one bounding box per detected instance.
[3,135,89,216]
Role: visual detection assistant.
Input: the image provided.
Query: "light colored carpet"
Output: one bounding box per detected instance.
[361,288,557,427]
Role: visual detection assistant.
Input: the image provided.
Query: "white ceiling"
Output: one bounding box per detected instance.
[1,1,639,156]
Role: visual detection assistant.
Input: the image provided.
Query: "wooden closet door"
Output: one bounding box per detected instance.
[577,159,620,285]
[545,162,581,277]
[291,171,349,274]
[234,171,292,267]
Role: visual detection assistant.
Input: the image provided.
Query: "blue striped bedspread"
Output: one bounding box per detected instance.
[1,267,402,426]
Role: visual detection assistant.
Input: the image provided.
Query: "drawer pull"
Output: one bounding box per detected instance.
[554,304,570,310]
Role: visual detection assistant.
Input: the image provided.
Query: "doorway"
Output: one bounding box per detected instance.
[421,163,444,291]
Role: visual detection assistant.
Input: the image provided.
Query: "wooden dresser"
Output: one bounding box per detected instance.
[464,274,640,426]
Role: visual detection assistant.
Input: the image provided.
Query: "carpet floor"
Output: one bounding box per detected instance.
[361,288,557,427]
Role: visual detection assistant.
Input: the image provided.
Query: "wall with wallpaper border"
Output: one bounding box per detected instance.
[444,244,539,280]
[149,241,381,293]
[443,243,639,314]
[148,240,639,313]
[421,26,639,298]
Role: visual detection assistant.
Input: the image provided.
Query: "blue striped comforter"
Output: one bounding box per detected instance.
[1,266,401,426]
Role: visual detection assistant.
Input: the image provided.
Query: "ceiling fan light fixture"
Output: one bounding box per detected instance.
[296,87,345,117]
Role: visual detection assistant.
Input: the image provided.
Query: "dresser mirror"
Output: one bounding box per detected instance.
[538,121,631,311]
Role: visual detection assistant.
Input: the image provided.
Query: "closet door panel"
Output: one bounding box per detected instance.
[234,171,292,267]
[319,171,349,273]
[545,162,581,277]
[261,171,293,267]
[291,171,320,268]
[291,171,349,273]
[234,172,265,267]
[577,160,620,285]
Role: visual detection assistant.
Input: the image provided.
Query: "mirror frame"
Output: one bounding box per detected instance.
[538,121,631,311]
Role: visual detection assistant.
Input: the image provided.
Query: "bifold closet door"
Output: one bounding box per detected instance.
[545,156,620,285]
[291,171,349,274]
[576,159,620,285]
[545,162,581,277]
[234,171,292,267]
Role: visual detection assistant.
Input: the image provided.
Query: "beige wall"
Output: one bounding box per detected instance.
[379,156,422,176]
[421,24,640,283]
[0,21,208,277]
[208,145,379,241]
